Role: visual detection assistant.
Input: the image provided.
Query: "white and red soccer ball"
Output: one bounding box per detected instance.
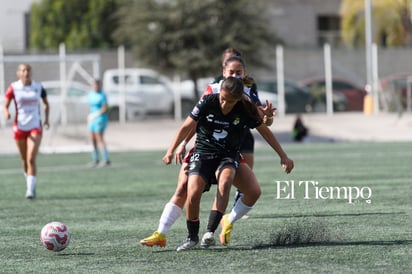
[40,221,71,252]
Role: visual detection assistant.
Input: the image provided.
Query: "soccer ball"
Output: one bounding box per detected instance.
[40,221,71,252]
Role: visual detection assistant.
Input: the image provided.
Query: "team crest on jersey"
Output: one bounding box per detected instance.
[233,117,240,125]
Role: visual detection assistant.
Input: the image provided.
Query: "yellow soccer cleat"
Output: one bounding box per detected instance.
[219,214,233,246]
[140,231,166,247]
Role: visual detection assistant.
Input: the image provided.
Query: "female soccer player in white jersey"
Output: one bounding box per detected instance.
[2,64,50,199]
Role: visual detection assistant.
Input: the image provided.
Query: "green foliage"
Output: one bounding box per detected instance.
[30,0,122,50]
[0,143,411,273]
[113,0,278,80]
[340,0,412,47]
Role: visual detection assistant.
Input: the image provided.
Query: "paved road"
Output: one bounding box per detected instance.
[0,112,411,155]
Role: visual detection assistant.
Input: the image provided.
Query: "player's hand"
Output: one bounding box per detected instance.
[281,157,294,174]
[43,120,50,130]
[162,152,173,165]
[260,100,276,117]
[3,109,11,120]
[175,143,186,164]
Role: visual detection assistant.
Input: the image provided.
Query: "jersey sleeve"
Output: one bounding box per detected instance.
[41,86,47,98]
[249,83,262,106]
[189,95,210,121]
[5,85,14,99]
[201,85,213,97]
[101,93,108,104]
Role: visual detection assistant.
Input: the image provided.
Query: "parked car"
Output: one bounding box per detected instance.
[42,81,90,124]
[255,79,312,113]
[172,77,214,98]
[379,73,412,111]
[299,78,366,111]
[103,68,196,120]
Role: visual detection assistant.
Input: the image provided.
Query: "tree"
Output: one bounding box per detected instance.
[340,0,412,48]
[113,0,279,98]
[30,0,122,50]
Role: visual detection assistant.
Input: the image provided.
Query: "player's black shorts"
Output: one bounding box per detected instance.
[240,129,255,153]
[188,152,239,192]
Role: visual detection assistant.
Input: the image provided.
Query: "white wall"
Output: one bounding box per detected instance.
[0,0,40,52]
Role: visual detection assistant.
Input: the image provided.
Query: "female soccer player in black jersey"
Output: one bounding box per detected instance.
[162,77,293,251]
[140,55,287,250]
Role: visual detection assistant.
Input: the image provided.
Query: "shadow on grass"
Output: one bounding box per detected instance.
[56,252,95,256]
[247,239,412,250]
[247,218,411,250]
[252,211,406,219]
[151,218,410,253]
[151,239,411,253]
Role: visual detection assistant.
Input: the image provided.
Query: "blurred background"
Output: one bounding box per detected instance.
[1,0,412,128]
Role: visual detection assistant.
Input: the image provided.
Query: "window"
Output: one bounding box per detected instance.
[112,75,133,85]
[317,15,341,47]
[140,75,161,85]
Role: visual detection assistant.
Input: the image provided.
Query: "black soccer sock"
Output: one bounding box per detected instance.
[187,219,200,241]
[206,210,223,233]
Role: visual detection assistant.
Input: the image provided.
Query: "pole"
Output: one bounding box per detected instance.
[59,43,67,125]
[276,45,285,117]
[118,45,126,124]
[364,0,376,114]
[372,43,379,114]
[324,43,333,116]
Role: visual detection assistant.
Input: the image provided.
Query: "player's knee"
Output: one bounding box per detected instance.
[246,185,261,204]
[174,184,187,201]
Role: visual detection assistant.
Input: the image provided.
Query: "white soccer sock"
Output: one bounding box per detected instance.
[157,202,182,234]
[228,198,253,224]
[26,175,36,194]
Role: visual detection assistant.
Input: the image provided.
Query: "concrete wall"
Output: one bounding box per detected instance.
[0,0,40,52]
[268,0,342,47]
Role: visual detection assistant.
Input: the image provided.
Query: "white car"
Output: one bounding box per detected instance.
[43,81,90,124]
[45,80,145,123]
[103,68,196,119]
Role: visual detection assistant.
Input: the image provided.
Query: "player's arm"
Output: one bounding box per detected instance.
[2,97,12,120]
[163,116,197,165]
[41,88,50,129]
[256,123,294,173]
[3,86,14,120]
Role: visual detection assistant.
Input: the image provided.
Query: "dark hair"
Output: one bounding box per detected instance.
[221,76,244,99]
[222,77,261,123]
[242,97,262,123]
[221,47,241,63]
[223,56,255,88]
[224,55,245,68]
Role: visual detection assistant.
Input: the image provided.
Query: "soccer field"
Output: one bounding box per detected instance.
[0,142,411,273]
